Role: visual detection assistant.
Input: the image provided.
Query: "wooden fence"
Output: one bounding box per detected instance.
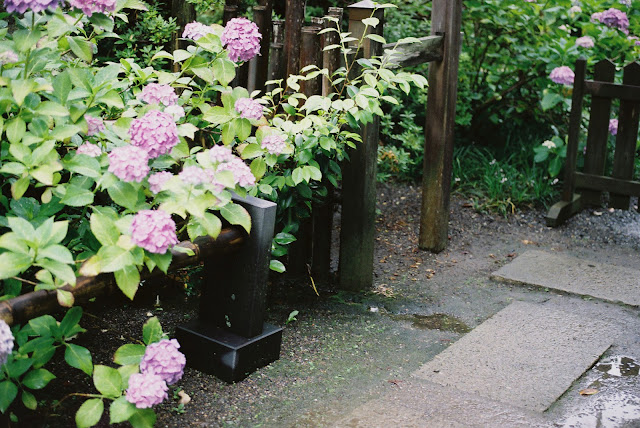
[546,58,640,226]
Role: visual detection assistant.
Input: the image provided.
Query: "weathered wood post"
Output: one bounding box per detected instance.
[339,1,385,290]
[176,195,282,383]
[418,0,462,252]
[323,7,344,96]
[285,0,305,80]
[268,19,286,92]
[248,2,273,93]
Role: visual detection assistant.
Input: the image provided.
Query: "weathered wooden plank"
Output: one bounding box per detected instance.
[584,80,640,101]
[582,59,615,206]
[267,19,285,94]
[418,0,462,252]
[300,20,323,97]
[610,62,640,209]
[339,2,385,290]
[284,0,305,79]
[247,3,272,93]
[322,7,343,96]
[382,35,444,68]
[574,172,640,196]
[561,58,587,203]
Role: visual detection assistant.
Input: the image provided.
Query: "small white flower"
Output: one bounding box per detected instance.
[500,176,508,183]
[542,140,556,149]
[489,159,497,165]
[552,178,559,185]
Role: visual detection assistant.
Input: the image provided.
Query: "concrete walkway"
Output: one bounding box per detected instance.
[331,251,640,427]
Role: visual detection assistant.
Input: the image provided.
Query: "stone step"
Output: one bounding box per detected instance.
[413,301,613,412]
[491,250,640,307]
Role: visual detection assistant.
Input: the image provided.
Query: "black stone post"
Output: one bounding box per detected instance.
[176,195,282,383]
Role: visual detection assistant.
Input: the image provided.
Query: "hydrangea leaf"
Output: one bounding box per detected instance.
[0,381,18,413]
[110,396,136,424]
[65,343,93,376]
[93,365,122,398]
[75,398,104,428]
[142,317,163,345]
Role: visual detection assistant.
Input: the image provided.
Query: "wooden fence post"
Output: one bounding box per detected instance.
[248,3,273,93]
[285,0,305,79]
[268,19,286,93]
[418,0,462,253]
[323,7,344,96]
[339,1,385,290]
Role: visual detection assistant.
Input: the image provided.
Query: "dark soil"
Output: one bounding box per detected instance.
[9,183,640,427]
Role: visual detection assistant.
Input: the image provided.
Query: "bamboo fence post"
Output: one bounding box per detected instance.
[418,0,462,253]
[323,7,344,96]
[267,19,286,94]
[248,2,273,93]
[339,1,385,290]
[285,0,305,79]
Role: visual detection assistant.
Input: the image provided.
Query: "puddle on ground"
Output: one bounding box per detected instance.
[558,355,640,428]
[387,313,471,333]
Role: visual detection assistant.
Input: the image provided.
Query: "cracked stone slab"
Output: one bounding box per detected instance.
[414,301,613,412]
[490,250,640,307]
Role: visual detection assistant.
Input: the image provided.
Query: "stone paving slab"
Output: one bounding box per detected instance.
[413,301,613,412]
[491,250,640,307]
[334,378,550,428]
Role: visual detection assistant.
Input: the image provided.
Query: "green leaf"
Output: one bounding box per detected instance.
[22,369,56,390]
[220,203,251,233]
[0,252,33,279]
[250,158,266,181]
[147,251,172,274]
[6,117,26,144]
[36,258,76,286]
[107,182,139,211]
[29,315,57,337]
[11,79,36,107]
[37,244,74,264]
[11,176,30,200]
[65,343,93,375]
[274,232,296,245]
[21,390,37,410]
[90,212,119,246]
[75,399,104,428]
[142,317,163,345]
[5,358,33,378]
[362,17,380,27]
[212,58,236,86]
[240,143,263,160]
[66,36,93,62]
[235,118,251,141]
[117,365,139,388]
[270,259,286,273]
[113,344,145,366]
[59,306,83,337]
[36,101,69,117]
[96,245,135,273]
[0,381,18,413]
[128,408,156,428]
[65,155,101,178]
[203,106,233,125]
[114,265,140,300]
[110,396,136,424]
[541,92,564,111]
[97,90,124,109]
[57,289,75,308]
[93,365,122,398]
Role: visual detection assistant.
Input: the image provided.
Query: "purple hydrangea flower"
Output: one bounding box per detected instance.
[592,8,629,34]
[85,115,105,136]
[76,143,102,157]
[148,171,173,194]
[218,156,256,187]
[575,36,594,48]
[130,209,178,254]
[0,51,18,65]
[178,165,210,185]
[235,98,263,120]
[182,21,215,41]
[261,135,286,155]
[0,320,14,366]
[4,0,61,14]
[609,119,618,136]
[129,110,179,159]
[67,0,116,16]
[108,146,150,183]
[549,66,575,85]
[209,145,235,163]
[125,372,168,409]
[165,105,185,120]
[221,17,262,62]
[140,339,186,385]
[139,83,178,106]
[628,36,640,46]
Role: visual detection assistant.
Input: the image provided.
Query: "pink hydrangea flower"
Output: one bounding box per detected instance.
[592,8,629,34]
[165,105,185,120]
[125,373,168,409]
[218,156,256,187]
[85,115,105,136]
[4,0,60,14]
[235,98,263,120]
[221,17,262,62]
[140,339,186,385]
[148,171,173,194]
[139,83,178,106]
[182,21,215,41]
[130,209,178,254]
[129,110,179,158]
[575,36,594,48]
[76,143,101,157]
[108,146,150,182]
[609,119,618,136]
[0,320,14,365]
[0,51,18,65]
[628,36,640,46]
[549,66,575,85]
[209,145,235,163]
[261,135,286,155]
[67,0,116,16]
[178,165,210,185]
